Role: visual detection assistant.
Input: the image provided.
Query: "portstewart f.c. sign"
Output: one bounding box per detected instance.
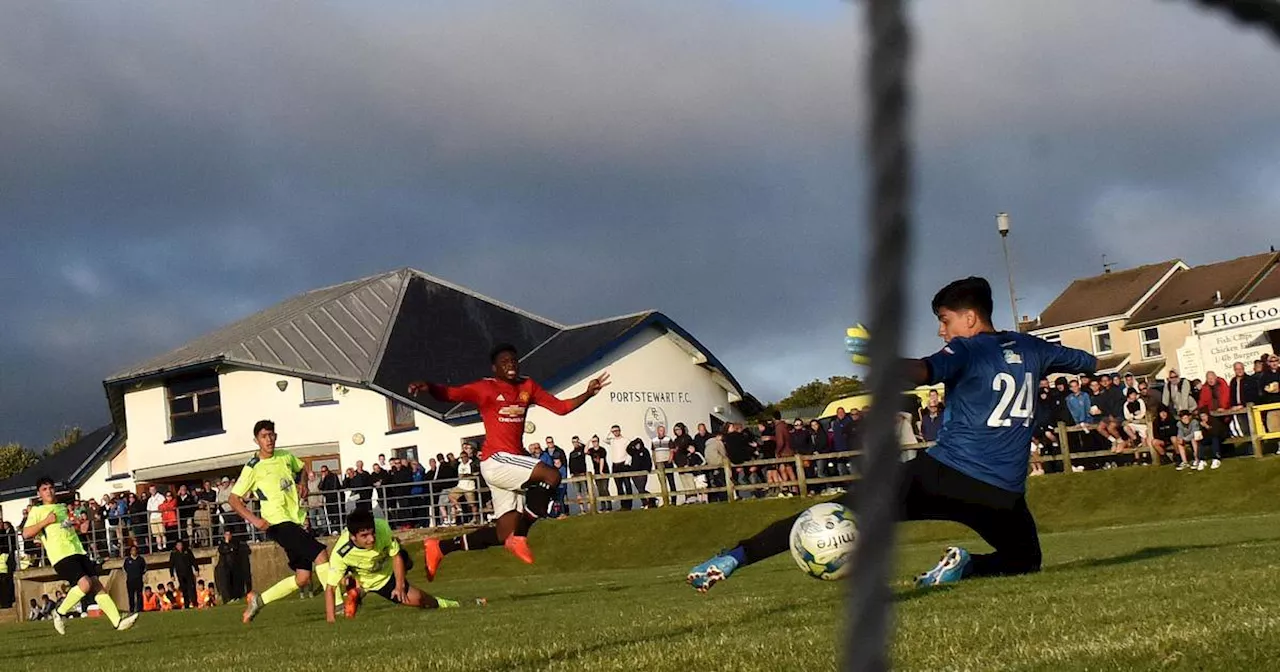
[1201,298,1280,334]
[609,390,693,404]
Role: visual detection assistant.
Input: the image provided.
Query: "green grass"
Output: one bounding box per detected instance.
[7,457,1280,671]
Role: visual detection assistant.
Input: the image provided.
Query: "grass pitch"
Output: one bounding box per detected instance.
[6,458,1280,671]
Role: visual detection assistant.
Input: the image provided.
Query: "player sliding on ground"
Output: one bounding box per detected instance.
[229,420,333,623]
[687,277,1097,592]
[408,343,609,579]
[22,477,139,634]
[324,509,464,621]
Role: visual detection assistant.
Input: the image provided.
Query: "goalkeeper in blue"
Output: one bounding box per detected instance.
[688,277,1096,592]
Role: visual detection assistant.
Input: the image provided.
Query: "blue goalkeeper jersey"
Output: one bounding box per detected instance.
[923,331,1096,493]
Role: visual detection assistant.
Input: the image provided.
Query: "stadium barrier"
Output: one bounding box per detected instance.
[11,403,1280,579]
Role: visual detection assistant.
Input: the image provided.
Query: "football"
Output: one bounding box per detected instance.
[789,502,857,580]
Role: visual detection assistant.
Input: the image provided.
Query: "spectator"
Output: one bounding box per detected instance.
[1066,379,1092,426]
[692,423,711,454]
[127,492,148,554]
[215,476,236,538]
[650,426,676,506]
[169,538,198,609]
[1259,354,1280,439]
[626,437,654,508]
[449,453,479,524]
[703,428,727,502]
[678,443,707,504]
[216,529,251,602]
[803,419,828,480]
[919,398,944,443]
[723,423,759,499]
[1196,409,1226,470]
[108,493,129,557]
[146,485,166,552]
[1122,373,1139,397]
[1198,370,1230,412]
[1097,375,1136,451]
[1162,370,1196,414]
[772,412,797,495]
[435,454,459,525]
[159,491,179,547]
[197,579,216,608]
[28,598,42,621]
[1150,407,1177,465]
[1173,409,1200,470]
[588,436,612,512]
[605,425,635,510]
[671,425,695,500]
[345,461,374,512]
[567,439,590,515]
[1123,389,1149,461]
[1228,361,1259,437]
[123,545,147,613]
[319,466,342,535]
[407,460,427,528]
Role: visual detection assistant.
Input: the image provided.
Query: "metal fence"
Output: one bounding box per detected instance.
[10,400,1278,570]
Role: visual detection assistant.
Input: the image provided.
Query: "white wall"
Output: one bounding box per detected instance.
[114,326,744,481]
[74,454,135,502]
[1,495,32,529]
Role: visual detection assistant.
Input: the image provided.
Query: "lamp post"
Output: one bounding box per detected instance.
[996,212,1018,330]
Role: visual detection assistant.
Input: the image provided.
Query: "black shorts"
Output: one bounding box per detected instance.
[266,522,325,571]
[54,554,98,585]
[370,550,414,602]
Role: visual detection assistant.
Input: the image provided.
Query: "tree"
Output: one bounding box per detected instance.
[45,426,83,456]
[0,443,39,481]
[774,375,866,411]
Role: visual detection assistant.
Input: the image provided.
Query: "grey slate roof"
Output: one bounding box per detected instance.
[105,268,747,429]
[0,425,119,499]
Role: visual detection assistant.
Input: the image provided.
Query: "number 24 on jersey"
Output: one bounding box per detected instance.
[987,372,1034,427]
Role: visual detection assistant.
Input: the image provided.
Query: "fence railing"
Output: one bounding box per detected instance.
[14,401,1280,568]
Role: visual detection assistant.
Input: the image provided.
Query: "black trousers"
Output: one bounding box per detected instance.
[178,576,197,609]
[740,452,1041,578]
[127,580,144,613]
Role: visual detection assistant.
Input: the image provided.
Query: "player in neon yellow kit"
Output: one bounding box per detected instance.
[324,509,463,622]
[228,420,333,623]
[22,477,139,634]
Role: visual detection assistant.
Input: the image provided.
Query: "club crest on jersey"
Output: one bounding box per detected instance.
[1003,350,1023,364]
[518,390,531,403]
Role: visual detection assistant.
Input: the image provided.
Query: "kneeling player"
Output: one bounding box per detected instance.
[687,277,1097,592]
[325,509,461,622]
[22,477,139,634]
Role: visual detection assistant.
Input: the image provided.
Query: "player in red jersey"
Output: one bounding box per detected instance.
[408,343,610,579]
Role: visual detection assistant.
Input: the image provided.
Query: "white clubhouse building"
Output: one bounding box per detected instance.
[1,268,757,521]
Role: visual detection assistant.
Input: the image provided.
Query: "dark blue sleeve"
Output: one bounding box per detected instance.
[922,339,971,385]
[1042,341,1097,376]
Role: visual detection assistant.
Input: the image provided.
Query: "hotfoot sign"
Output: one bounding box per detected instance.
[1176,297,1280,379]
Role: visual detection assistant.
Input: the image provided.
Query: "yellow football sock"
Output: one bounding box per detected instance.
[94,593,122,627]
[57,586,86,616]
[260,575,301,605]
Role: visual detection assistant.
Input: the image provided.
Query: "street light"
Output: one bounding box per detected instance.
[996,212,1018,330]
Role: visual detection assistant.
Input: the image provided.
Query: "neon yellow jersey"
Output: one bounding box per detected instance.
[23,503,85,565]
[329,518,401,591]
[230,450,306,526]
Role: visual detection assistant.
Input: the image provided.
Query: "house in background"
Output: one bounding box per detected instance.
[1021,251,1280,381]
[1,268,759,521]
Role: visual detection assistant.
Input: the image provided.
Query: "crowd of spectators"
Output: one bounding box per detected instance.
[1030,354,1280,472]
[6,353,1277,615]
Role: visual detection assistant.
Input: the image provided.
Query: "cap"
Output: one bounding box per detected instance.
[220,476,231,483]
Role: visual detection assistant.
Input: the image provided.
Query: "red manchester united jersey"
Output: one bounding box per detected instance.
[426,377,575,460]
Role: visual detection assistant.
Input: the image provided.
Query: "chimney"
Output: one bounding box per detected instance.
[1214,290,1223,305]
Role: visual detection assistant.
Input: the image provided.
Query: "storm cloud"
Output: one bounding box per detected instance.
[2,1,1278,446]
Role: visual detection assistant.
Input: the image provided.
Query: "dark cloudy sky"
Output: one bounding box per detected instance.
[3,1,1279,447]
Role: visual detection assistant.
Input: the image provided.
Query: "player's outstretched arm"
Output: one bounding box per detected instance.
[533,372,611,416]
[324,584,337,623]
[390,550,408,603]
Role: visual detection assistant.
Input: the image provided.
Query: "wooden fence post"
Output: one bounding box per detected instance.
[1056,422,1073,472]
[585,473,599,514]
[1247,403,1264,458]
[724,463,737,501]
[795,455,809,497]
[656,464,671,507]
